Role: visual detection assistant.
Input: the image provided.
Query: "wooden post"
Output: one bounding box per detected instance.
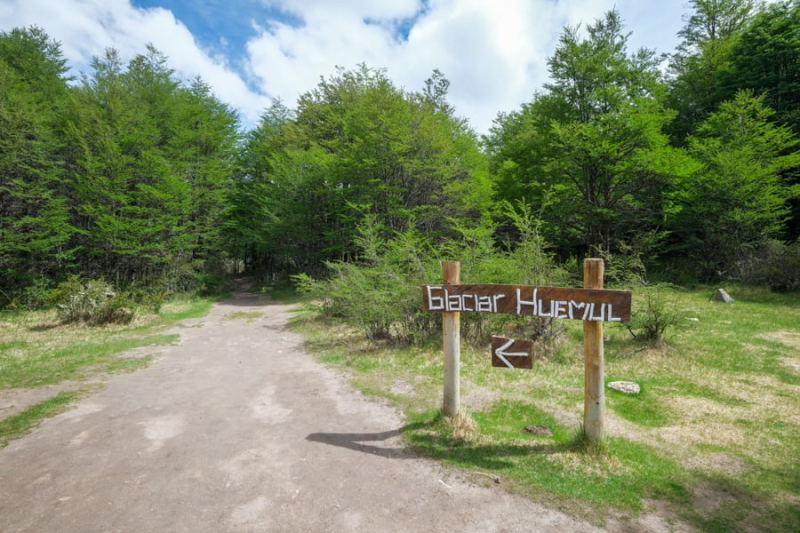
[442,261,460,417]
[583,258,605,440]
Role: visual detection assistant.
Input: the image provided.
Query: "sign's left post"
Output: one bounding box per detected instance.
[442,261,460,417]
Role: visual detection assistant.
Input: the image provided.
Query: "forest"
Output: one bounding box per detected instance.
[1,0,798,314]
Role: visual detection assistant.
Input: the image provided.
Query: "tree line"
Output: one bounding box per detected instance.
[1,0,798,308]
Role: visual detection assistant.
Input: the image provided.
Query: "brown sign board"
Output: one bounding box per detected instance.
[422,284,631,323]
[491,336,534,369]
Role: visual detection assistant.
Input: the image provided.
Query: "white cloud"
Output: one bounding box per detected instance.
[261,0,421,21]
[1,0,689,133]
[1,0,270,125]
[244,0,686,133]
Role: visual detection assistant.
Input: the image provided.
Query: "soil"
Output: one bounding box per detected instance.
[0,289,684,532]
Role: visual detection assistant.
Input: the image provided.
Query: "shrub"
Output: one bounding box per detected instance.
[296,217,441,344]
[298,204,570,350]
[455,200,570,347]
[140,290,170,313]
[18,277,56,310]
[734,239,800,291]
[52,276,135,325]
[625,285,691,346]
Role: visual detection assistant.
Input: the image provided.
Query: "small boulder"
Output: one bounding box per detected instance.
[608,381,641,394]
[524,425,554,437]
[713,288,734,303]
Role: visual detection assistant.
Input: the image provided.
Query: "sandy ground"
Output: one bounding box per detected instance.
[0,290,684,532]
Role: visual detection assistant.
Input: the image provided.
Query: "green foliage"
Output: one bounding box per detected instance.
[296,215,441,344]
[16,278,57,310]
[60,47,240,288]
[449,200,570,346]
[599,242,692,345]
[487,10,685,257]
[667,91,799,280]
[2,12,798,315]
[734,239,800,291]
[665,0,762,143]
[0,390,81,448]
[0,30,240,306]
[139,290,170,314]
[229,64,490,278]
[52,275,135,325]
[625,286,693,345]
[0,28,75,304]
[298,204,570,348]
[718,0,800,134]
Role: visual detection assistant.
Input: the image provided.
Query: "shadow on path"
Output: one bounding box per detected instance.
[306,421,433,459]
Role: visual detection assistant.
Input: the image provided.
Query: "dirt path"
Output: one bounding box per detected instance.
[0,291,670,532]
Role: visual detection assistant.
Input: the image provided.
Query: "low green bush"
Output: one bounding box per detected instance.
[734,239,800,291]
[296,217,441,344]
[52,276,135,325]
[297,202,570,349]
[625,285,692,345]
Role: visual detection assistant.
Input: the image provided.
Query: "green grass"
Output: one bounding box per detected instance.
[0,390,83,447]
[605,383,671,427]
[266,284,304,304]
[105,355,154,373]
[158,295,221,320]
[0,292,221,447]
[401,405,688,513]
[0,334,177,389]
[292,284,800,531]
[222,311,264,321]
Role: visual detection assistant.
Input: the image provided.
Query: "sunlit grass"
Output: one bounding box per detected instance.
[292,284,800,530]
[222,311,264,322]
[0,293,221,447]
[0,389,83,447]
[0,324,177,389]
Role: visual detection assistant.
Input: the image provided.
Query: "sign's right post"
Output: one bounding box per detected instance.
[583,258,605,441]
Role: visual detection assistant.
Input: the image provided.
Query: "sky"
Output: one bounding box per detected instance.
[1,0,693,133]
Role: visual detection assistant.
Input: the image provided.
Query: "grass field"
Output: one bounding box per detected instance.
[0,294,219,446]
[290,283,799,532]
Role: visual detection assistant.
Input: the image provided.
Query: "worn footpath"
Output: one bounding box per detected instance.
[0,290,665,532]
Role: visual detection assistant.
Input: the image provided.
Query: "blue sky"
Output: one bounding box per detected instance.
[1,0,693,133]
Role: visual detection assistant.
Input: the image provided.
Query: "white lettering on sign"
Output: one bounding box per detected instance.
[427,286,623,322]
[427,286,506,313]
[512,287,621,322]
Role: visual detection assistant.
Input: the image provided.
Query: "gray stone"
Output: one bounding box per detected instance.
[713,288,734,303]
[608,381,641,394]
[524,425,554,437]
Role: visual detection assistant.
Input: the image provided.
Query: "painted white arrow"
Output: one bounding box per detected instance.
[495,339,529,369]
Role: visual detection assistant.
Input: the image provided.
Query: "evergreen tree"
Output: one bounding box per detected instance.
[665,0,763,144]
[0,27,73,303]
[488,11,686,257]
[667,91,799,279]
[62,47,239,289]
[229,65,489,277]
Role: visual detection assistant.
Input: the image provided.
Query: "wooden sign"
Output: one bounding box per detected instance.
[422,284,631,323]
[426,259,619,442]
[491,336,534,369]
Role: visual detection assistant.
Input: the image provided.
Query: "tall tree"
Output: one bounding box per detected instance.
[62,46,239,288]
[718,0,800,133]
[170,77,240,270]
[230,65,489,277]
[488,11,685,256]
[665,0,763,144]
[0,27,73,303]
[717,0,800,239]
[667,91,799,279]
